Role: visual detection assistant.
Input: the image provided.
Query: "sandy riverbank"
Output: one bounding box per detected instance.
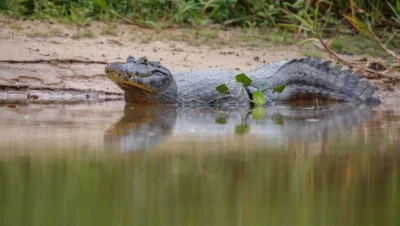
[0,19,398,106]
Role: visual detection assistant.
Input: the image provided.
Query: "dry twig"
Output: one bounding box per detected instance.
[316,36,399,80]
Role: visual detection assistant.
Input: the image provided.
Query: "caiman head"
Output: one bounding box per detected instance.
[105,56,178,104]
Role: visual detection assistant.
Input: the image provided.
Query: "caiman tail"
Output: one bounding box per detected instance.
[247,57,380,104]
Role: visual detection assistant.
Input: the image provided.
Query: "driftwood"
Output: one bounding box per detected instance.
[0,59,109,64]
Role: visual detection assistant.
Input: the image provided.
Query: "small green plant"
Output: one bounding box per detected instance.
[216,73,286,108]
[272,83,287,103]
[234,73,267,106]
[215,84,230,110]
[216,73,286,120]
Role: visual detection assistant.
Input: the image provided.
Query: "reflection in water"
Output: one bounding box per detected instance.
[0,152,399,226]
[103,103,386,152]
[0,102,399,153]
[104,104,177,151]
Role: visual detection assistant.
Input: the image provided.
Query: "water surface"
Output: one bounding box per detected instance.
[0,101,399,226]
[0,101,398,153]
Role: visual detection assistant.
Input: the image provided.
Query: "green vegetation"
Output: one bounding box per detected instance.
[216,73,286,119]
[0,0,398,29]
[328,35,397,57]
[101,25,118,36]
[72,30,95,39]
[26,27,63,38]
[302,46,324,58]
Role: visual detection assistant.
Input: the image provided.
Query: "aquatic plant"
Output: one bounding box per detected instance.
[216,73,286,107]
[216,73,286,120]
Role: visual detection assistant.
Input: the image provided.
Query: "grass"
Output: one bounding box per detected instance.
[72,30,95,39]
[301,42,324,58]
[263,30,293,45]
[101,26,118,36]
[164,29,221,46]
[26,28,64,38]
[26,31,47,38]
[329,35,382,56]
[1,0,397,30]
[49,28,63,37]
[302,48,324,58]
[8,23,22,31]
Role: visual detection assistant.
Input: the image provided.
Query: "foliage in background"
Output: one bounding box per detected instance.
[0,0,399,30]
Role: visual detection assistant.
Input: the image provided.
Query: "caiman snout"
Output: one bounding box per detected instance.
[105,56,174,94]
[105,62,125,74]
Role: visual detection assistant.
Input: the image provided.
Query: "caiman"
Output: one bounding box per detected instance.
[105,56,381,106]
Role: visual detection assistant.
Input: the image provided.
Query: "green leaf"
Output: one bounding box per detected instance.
[235,73,252,86]
[235,124,250,135]
[252,107,266,120]
[215,117,227,124]
[273,83,286,94]
[253,91,266,106]
[257,81,271,92]
[92,0,108,9]
[216,84,230,95]
[387,1,400,20]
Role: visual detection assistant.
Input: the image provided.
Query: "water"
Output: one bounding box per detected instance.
[0,101,399,226]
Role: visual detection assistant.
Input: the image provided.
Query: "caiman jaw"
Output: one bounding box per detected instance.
[105,57,176,104]
[106,70,158,93]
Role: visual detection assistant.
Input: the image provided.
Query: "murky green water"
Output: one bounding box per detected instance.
[0,153,399,226]
[0,101,399,226]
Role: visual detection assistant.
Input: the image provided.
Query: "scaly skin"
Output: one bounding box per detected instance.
[105,56,381,106]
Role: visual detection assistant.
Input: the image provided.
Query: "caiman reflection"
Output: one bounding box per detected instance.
[104,104,177,151]
[104,103,377,152]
